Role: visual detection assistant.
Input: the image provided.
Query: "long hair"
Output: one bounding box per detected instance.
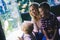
[39,2,51,18]
[29,2,41,21]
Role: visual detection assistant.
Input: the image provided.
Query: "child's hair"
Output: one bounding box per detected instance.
[21,21,33,34]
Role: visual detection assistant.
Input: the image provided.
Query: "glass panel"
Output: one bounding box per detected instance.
[0,0,22,39]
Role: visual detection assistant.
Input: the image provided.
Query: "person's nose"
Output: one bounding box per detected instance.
[33,10,36,13]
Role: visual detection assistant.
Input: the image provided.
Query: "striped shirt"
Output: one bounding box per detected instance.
[40,13,58,30]
[40,13,58,39]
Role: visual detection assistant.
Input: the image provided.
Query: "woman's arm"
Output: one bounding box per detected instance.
[42,29,49,40]
[52,28,57,40]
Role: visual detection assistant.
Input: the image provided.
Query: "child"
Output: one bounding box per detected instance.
[18,21,36,40]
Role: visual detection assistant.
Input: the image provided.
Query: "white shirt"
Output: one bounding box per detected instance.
[31,19,42,33]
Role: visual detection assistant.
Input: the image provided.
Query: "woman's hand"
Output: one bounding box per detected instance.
[47,38,50,40]
[47,38,53,40]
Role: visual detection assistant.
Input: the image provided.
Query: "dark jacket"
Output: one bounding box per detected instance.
[0,21,6,40]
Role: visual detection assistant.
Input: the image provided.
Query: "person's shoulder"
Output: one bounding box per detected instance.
[23,34,31,40]
[24,34,30,37]
[50,12,55,16]
[50,12,57,18]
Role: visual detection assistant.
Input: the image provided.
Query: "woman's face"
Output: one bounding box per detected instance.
[29,6,39,17]
[39,8,45,16]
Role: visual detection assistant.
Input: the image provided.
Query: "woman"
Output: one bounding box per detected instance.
[38,2,59,40]
[29,2,44,40]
